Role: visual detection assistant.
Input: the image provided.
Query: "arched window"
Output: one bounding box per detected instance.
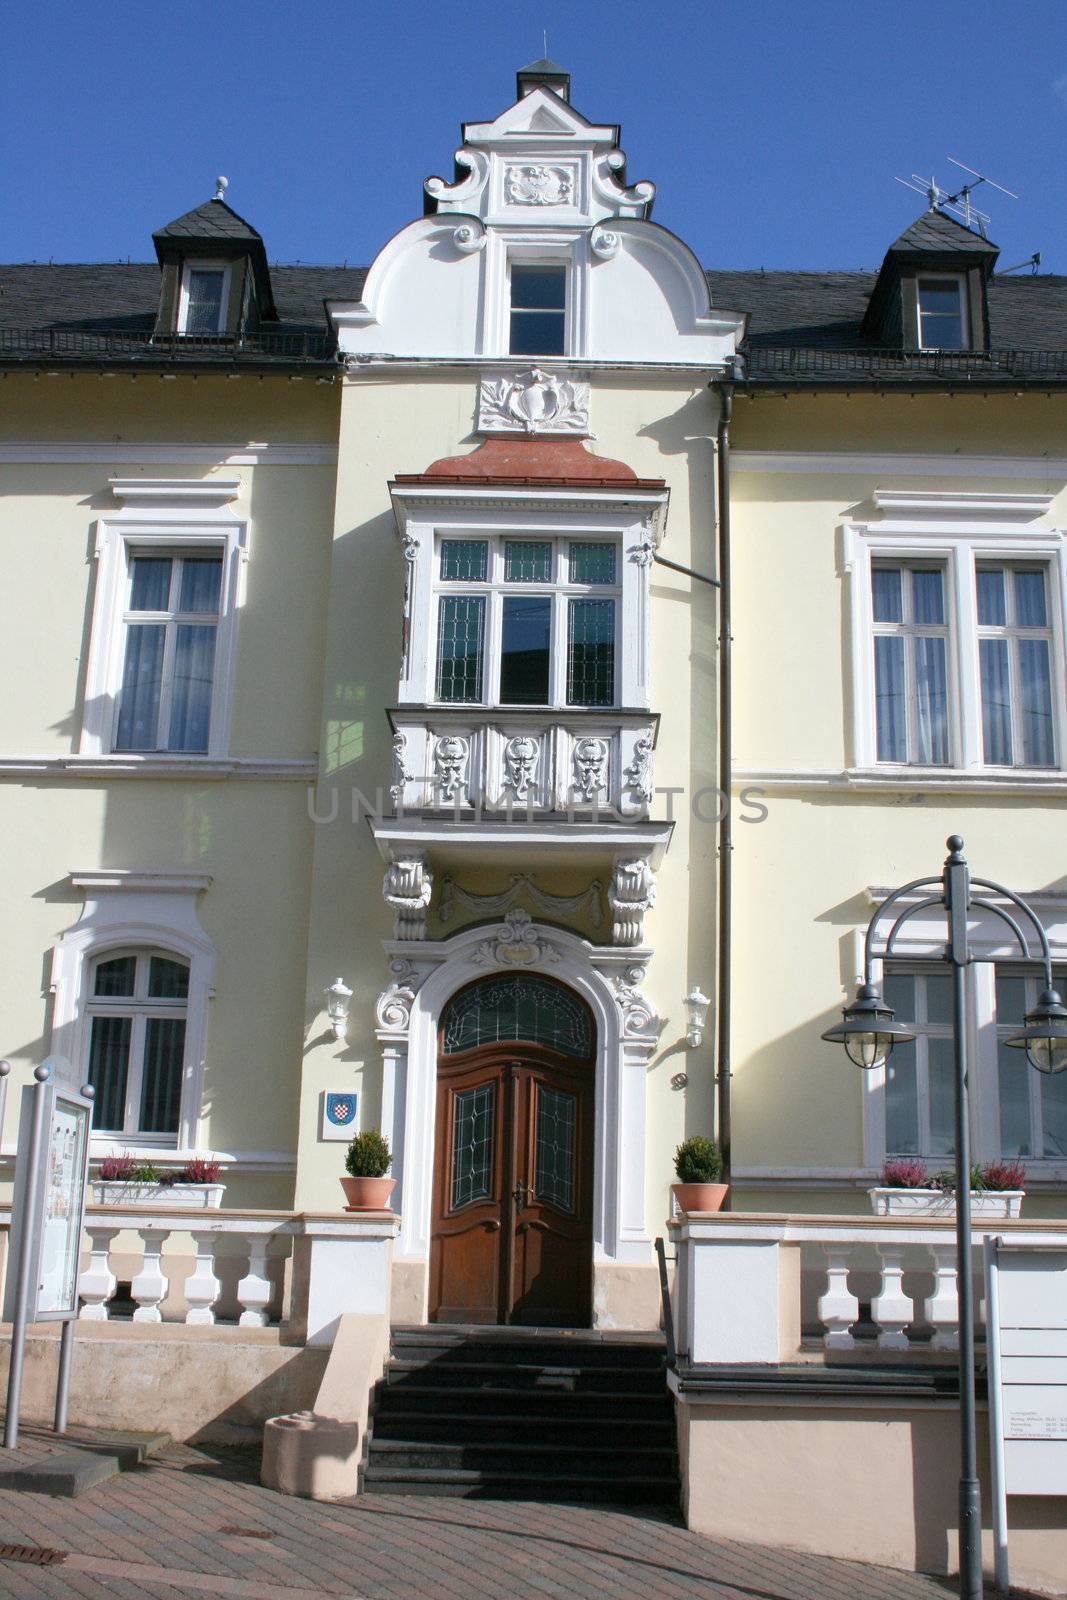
[86,950,189,1135]
[441,974,593,1058]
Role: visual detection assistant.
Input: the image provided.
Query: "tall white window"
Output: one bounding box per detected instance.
[86,951,189,1137]
[883,969,956,1159]
[434,535,617,708]
[178,265,228,335]
[872,563,950,764]
[995,968,1067,1158]
[976,564,1055,767]
[916,276,967,351]
[115,552,222,753]
[508,264,567,356]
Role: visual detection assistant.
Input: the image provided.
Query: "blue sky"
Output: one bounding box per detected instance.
[5,0,1066,273]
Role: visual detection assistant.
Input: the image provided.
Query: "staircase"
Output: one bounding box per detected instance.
[361,1325,680,1506]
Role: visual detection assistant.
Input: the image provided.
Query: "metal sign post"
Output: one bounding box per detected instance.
[2,1062,94,1449]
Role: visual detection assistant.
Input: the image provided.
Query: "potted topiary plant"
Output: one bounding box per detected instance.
[341,1130,394,1211]
[869,1158,1025,1218]
[672,1135,727,1213]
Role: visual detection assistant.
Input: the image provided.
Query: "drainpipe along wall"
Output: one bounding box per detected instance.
[714,380,734,1200]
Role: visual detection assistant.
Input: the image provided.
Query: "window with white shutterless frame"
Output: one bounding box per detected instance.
[80,482,249,760]
[431,532,621,709]
[914,274,968,352]
[177,261,231,336]
[845,497,1067,774]
[482,233,585,358]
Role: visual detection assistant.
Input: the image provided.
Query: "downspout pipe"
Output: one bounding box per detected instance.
[713,376,735,1199]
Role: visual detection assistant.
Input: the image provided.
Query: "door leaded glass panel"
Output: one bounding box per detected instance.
[535,1085,577,1212]
[450,1082,495,1209]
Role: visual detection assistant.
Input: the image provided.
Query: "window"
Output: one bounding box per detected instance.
[178,264,229,335]
[509,264,567,356]
[115,552,222,753]
[86,951,189,1137]
[916,276,966,351]
[434,535,617,707]
[872,563,950,764]
[995,968,1067,1158]
[883,969,956,1159]
[977,565,1055,767]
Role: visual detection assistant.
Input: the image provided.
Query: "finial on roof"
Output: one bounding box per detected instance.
[214,175,229,202]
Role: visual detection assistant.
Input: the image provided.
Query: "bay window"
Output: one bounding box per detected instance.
[434,535,618,708]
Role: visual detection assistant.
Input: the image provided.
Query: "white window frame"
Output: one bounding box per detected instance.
[80,480,249,761]
[177,260,232,336]
[881,964,960,1161]
[870,559,954,765]
[50,872,216,1154]
[845,494,1067,775]
[858,894,1067,1184]
[992,965,1067,1163]
[431,532,622,710]
[483,229,587,358]
[85,948,191,1138]
[394,497,663,713]
[506,257,570,359]
[914,272,968,352]
[115,548,225,753]
[975,561,1057,767]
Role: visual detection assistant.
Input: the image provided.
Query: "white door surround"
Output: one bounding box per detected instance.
[375,917,658,1277]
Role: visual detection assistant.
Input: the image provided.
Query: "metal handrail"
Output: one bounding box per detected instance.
[0,328,337,362]
[744,346,1067,382]
[654,1235,676,1368]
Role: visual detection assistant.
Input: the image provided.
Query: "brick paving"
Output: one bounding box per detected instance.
[0,1440,1051,1599]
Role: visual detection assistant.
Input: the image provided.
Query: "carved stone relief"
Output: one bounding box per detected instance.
[505,164,574,206]
[623,731,654,805]
[609,858,657,947]
[478,369,589,435]
[611,964,656,1036]
[502,734,539,800]
[390,732,412,804]
[383,854,433,940]
[433,734,469,805]
[470,908,561,969]
[571,736,609,803]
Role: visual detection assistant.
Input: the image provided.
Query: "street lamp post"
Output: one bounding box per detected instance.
[822,835,1067,1600]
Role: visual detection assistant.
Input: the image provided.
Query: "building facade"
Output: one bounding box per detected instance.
[2,62,1066,1336]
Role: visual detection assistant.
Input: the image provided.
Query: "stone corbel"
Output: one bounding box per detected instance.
[609,857,656,947]
[383,854,433,940]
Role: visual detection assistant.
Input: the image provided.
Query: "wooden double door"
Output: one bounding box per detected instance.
[430,1042,594,1327]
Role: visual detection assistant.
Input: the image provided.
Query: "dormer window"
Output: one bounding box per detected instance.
[916,275,967,350]
[178,263,230,335]
[509,264,567,356]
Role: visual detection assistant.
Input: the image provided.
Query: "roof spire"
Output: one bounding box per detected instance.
[214,175,229,202]
[516,56,570,102]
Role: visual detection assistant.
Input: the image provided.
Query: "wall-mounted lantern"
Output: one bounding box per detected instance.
[324,978,353,1043]
[684,986,711,1049]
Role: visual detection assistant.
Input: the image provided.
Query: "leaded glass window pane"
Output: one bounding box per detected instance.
[440,540,488,582]
[504,541,552,582]
[535,1085,577,1212]
[88,1015,131,1131]
[442,976,593,1058]
[436,595,486,702]
[567,598,615,706]
[569,542,616,585]
[450,1082,495,1209]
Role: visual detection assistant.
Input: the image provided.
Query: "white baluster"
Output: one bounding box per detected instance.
[184,1231,222,1325]
[925,1243,959,1351]
[818,1246,858,1349]
[79,1226,120,1320]
[872,1245,912,1350]
[237,1236,272,1328]
[131,1227,170,1323]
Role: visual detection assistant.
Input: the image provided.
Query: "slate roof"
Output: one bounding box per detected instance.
[153,198,264,245]
[0,254,1064,382]
[887,209,999,256]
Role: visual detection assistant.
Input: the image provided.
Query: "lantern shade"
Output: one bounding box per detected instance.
[821,983,915,1071]
[1004,987,1067,1075]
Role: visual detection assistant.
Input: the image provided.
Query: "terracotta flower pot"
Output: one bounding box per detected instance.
[340,1176,395,1212]
[672,1181,729,1213]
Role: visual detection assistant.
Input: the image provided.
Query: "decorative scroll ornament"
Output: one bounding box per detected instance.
[433,735,469,804]
[478,369,589,436]
[452,220,486,253]
[471,909,560,969]
[505,164,574,206]
[503,734,539,800]
[440,873,604,928]
[383,854,433,940]
[572,736,609,803]
[390,732,412,804]
[590,225,620,259]
[375,978,417,1032]
[629,538,656,567]
[612,965,656,1036]
[623,732,654,804]
[609,858,657,947]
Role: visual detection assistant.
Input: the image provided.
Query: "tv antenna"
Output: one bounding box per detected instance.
[894,156,1017,238]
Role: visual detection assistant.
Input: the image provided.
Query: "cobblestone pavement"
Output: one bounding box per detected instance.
[0,1441,1049,1600]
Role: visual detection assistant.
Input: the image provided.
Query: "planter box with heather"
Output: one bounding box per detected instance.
[867,1187,1024,1219]
[92,1156,226,1209]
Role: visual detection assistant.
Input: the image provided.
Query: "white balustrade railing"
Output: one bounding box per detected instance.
[78,1208,297,1328]
[668,1212,1067,1364]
